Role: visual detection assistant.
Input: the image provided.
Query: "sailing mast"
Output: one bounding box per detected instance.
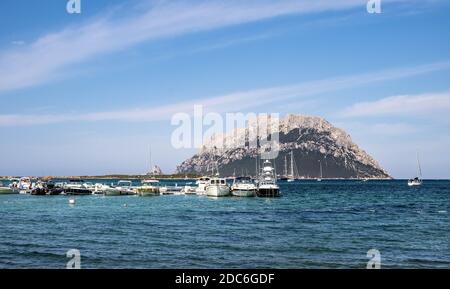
[417,152,422,180]
[318,160,323,181]
[149,145,153,175]
[284,155,288,178]
[290,151,294,179]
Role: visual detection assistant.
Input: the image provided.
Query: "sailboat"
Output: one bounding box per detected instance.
[408,153,423,187]
[317,160,323,182]
[287,151,297,182]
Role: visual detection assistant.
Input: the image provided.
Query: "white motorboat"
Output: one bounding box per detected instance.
[136,179,160,196]
[64,179,93,195]
[257,160,280,198]
[408,153,423,187]
[183,185,197,195]
[93,183,109,194]
[206,178,230,197]
[231,177,256,197]
[0,181,17,194]
[104,180,136,196]
[195,177,210,195]
[18,177,33,194]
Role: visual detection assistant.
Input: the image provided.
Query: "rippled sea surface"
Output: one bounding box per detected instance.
[0,179,449,268]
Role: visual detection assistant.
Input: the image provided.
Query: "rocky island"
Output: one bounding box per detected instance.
[177,114,391,179]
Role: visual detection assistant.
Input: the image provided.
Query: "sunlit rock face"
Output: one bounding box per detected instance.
[177,114,390,179]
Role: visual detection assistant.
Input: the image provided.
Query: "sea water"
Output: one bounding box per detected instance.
[0,180,449,268]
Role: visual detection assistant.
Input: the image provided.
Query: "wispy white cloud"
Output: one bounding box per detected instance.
[338,92,450,118]
[11,40,25,46]
[1,60,450,126]
[0,0,404,93]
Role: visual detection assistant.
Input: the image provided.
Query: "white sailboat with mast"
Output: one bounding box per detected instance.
[287,151,298,182]
[408,152,423,187]
[317,160,323,182]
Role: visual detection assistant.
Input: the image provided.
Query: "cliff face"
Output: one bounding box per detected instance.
[176,114,391,179]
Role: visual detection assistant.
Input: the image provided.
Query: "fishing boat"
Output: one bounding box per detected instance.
[136,179,160,196]
[231,177,256,197]
[257,160,280,197]
[408,153,423,187]
[195,176,210,195]
[64,179,93,195]
[206,177,230,197]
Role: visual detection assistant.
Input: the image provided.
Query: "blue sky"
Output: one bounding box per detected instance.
[0,0,450,178]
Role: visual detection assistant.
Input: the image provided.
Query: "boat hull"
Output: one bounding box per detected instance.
[231,189,256,197]
[64,188,93,195]
[257,188,280,198]
[137,188,160,196]
[408,181,422,187]
[0,188,17,194]
[31,188,47,196]
[103,188,135,196]
[206,185,230,197]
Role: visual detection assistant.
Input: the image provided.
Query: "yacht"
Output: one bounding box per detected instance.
[136,179,160,196]
[257,160,280,198]
[31,181,48,196]
[231,177,257,197]
[206,178,230,197]
[195,177,211,195]
[104,180,136,196]
[64,179,93,195]
[18,177,33,194]
[93,183,109,194]
[408,153,423,187]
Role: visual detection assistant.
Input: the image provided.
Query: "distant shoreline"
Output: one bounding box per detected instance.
[1,175,395,180]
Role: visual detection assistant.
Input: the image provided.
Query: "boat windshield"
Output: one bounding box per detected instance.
[118,181,132,187]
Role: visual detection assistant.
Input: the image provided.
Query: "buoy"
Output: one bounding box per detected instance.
[69,199,76,205]
[123,203,128,207]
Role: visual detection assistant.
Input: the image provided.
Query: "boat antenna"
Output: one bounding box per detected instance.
[417,151,422,179]
[150,145,154,176]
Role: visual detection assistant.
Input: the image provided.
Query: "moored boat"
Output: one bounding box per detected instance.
[206,178,230,197]
[231,177,256,197]
[195,177,210,195]
[136,180,160,196]
[257,160,280,198]
[64,179,93,195]
[0,181,17,194]
[18,177,32,194]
